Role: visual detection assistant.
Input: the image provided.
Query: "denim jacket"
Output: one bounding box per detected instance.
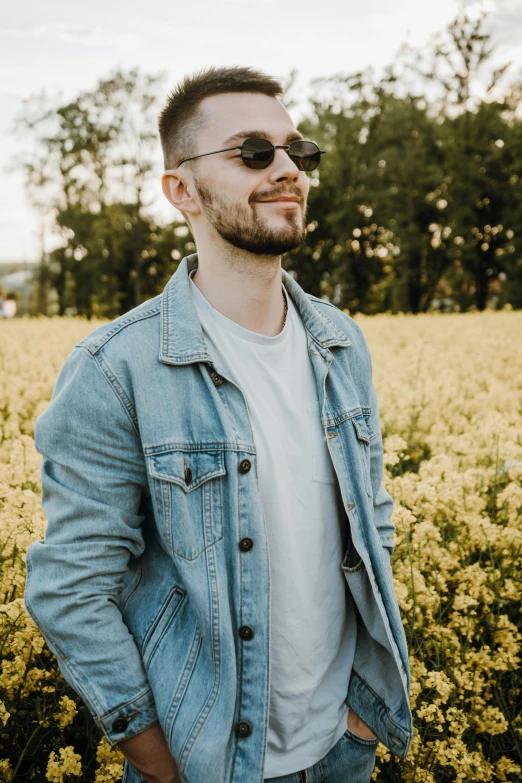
[24,253,413,783]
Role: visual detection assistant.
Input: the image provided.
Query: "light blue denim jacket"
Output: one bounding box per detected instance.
[24,253,413,783]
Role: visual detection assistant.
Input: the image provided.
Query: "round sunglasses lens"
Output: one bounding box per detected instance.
[288,141,322,171]
[241,138,275,169]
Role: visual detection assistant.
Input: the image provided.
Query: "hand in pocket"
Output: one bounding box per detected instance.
[118,723,182,783]
[347,708,377,740]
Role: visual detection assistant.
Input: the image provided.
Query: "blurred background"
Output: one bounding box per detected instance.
[1,0,521,319]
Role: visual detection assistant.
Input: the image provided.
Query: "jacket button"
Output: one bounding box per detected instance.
[184,465,192,485]
[239,625,254,640]
[112,717,130,733]
[211,372,224,387]
[235,720,252,738]
[239,459,251,474]
[239,537,253,551]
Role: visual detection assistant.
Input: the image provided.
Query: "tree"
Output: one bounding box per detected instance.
[405,7,516,310]
[13,68,178,317]
[293,70,449,313]
[289,6,520,312]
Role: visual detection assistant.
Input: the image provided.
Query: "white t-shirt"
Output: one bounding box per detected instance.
[189,269,357,777]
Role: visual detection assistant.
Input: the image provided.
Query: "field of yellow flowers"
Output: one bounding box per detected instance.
[1,312,521,783]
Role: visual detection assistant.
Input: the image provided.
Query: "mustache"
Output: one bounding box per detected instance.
[252,188,305,203]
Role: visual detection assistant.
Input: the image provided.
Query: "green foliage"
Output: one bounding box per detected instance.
[13,68,194,319]
[286,7,521,314]
[12,8,522,316]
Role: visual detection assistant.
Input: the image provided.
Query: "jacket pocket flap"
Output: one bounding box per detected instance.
[148,449,226,492]
[351,415,371,444]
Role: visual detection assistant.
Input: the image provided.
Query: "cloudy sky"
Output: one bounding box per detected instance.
[1,0,520,263]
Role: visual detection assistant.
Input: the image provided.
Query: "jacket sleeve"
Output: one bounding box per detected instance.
[350,319,396,555]
[24,344,159,745]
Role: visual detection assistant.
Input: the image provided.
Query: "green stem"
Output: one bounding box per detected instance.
[10,724,41,782]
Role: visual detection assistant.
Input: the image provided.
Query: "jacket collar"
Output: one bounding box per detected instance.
[159,253,350,365]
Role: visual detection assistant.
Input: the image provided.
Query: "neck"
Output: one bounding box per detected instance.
[189,235,287,337]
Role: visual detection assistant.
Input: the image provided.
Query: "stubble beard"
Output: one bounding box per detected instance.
[193,174,308,256]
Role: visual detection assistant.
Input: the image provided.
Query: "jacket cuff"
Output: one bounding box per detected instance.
[95,687,160,745]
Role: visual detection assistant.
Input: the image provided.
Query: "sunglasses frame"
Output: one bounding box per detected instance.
[174,137,326,171]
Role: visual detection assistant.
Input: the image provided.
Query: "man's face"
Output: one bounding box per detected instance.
[186,92,311,255]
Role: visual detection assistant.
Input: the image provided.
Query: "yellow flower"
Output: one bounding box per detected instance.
[55,696,78,729]
[0,703,9,728]
[2,311,522,782]
[46,746,82,783]
[474,706,509,736]
[0,759,12,782]
[94,737,124,783]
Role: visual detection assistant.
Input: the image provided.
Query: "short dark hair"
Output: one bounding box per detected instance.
[158,65,284,171]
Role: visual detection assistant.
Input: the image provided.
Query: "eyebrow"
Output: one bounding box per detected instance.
[221,129,305,147]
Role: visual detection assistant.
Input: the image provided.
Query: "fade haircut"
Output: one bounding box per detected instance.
[158,65,284,172]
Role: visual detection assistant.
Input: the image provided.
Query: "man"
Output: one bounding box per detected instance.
[24,66,412,783]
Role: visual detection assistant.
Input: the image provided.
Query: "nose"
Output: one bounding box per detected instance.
[268,146,301,184]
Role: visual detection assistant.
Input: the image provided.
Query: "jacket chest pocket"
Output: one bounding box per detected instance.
[147,448,226,561]
[307,400,337,485]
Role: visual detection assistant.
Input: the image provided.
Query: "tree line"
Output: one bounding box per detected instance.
[13,8,522,318]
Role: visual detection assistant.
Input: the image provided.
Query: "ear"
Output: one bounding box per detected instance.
[162,169,200,219]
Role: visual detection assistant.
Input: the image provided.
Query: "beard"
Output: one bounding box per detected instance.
[193,173,308,255]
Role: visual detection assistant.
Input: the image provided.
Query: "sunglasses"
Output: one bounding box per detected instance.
[177,137,326,171]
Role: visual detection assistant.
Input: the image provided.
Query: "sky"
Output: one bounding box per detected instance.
[1,0,521,264]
